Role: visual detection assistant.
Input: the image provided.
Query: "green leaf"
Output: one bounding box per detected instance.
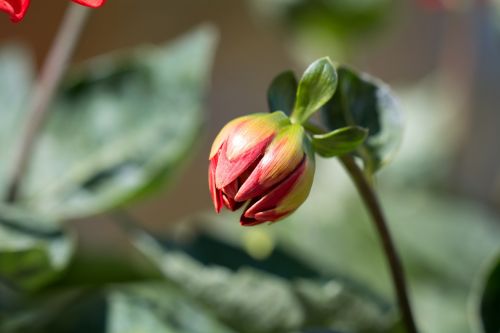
[11,26,217,221]
[0,210,73,292]
[292,57,337,124]
[106,284,235,333]
[312,126,367,157]
[248,0,392,60]
[320,65,402,174]
[0,45,33,192]
[1,284,235,333]
[478,255,500,333]
[251,167,500,333]
[267,70,298,115]
[130,228,396,333]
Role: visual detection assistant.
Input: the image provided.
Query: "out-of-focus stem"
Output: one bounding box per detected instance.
[5,4,91,202]
[340,154,419,333]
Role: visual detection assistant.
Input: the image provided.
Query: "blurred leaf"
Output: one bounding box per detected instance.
[47,231,163,289]
[276,165,500,333]
[321,66,402,173]
[204,151,500,333]
[0,45,33,193]
[7,26,217,222]
[249,0,393,61]
[267,70,298,115]
[130,228,396,333]
[2,284,236,333]
[106,284,235,333]
[0,220,395,333]
[0,209,73,292]
[478,255,500,333]
[293,57,337,124]
[312,126,367,157]
[0,289,101,333]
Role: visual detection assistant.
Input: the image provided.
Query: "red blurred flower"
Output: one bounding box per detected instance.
[72,0,105,8]
[0,0,29,22]
[1,0,106,23]
[209,112,315,226]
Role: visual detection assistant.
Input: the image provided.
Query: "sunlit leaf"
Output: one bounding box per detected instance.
[0,45,33,193]
[106,284,235,333]
[130,228,396,333]
[293,57,337,124]
[14,26,217,221]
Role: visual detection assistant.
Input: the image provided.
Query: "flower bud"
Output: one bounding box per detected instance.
[209,112,315,226]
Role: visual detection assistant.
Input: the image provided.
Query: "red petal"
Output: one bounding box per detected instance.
[72,0,106,8]
[215,138,272,189]
[240,210,289,226]
[235,136,303,202]
[222,193,244,211]
[208,155,222,213]
[222,179,239,198]
[243,157,306,221]
[0,0,29,22]
[240,215,266,226]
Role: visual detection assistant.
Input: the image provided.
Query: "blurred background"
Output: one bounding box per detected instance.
[2,0,499,225]
[0,1,500,333]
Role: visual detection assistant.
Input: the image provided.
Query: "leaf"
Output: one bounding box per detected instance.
[11,26,217,221]
[248,0,392,61]
[312,126,368,157]
[478,255,500,333]
[293,57,338,124]
[249,161,500,333]
[320,65,402,174]
[0,45,33,192]
[2,284,237,333]
[106,284,235,333]
[0,209,73,292]
[267,70,298,115]
[130,228,396,333]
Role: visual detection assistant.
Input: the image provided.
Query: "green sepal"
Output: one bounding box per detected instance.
[292,57,337,124]
[311,126,368,158]
[267,70,298,115]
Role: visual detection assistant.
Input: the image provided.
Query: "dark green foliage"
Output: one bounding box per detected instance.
[268,70,298,115]
[479,256,500,333]
[321,66,402,173]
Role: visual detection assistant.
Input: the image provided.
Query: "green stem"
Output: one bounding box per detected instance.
[340,154,419,333]
[5,3,91,203]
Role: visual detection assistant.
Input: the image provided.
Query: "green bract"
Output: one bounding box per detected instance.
[312,126,368,158]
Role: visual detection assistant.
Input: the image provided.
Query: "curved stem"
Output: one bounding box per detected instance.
[5,4,91,203]
[340,154,419,333]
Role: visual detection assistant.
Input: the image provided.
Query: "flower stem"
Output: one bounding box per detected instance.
[5,3,91,203]
[340,154,419,333]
